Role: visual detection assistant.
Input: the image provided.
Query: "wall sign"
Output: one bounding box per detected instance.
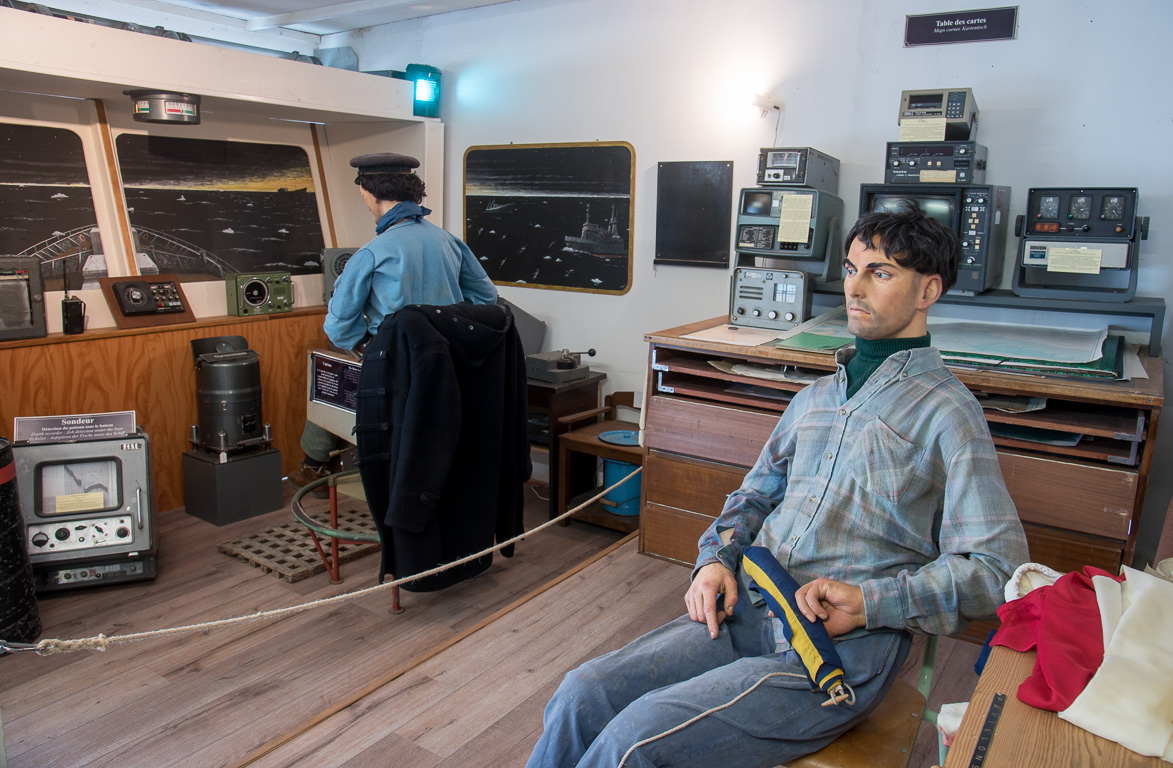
[905,6,1018,46]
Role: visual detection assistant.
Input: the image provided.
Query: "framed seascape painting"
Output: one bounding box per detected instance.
[464,142,634,295]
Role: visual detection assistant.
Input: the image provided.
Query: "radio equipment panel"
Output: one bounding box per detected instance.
[1012,187,1147,302]
[898,87,978,140]
[13,432,157,591]
[735,188,844,268]
[111,279,186,316]
[729,268,809,331]
[321,248,356,303]
[756,147,840,193]
[859,184,1010,296]
[884,141,987,185]
[225,271,294,316]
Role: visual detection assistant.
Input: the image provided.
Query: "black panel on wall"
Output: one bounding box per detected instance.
[654,161,733,268]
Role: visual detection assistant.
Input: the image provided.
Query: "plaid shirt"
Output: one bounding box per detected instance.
[697,346,1029,636]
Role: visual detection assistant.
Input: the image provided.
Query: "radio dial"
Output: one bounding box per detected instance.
[117,527,130,539]
[784,312,796,322]
[908,160,918,167]
[55,527,70,541]
[751,309,762,317]
[958,147,968,154]
[767,311,778,320]
[890,160,900,168]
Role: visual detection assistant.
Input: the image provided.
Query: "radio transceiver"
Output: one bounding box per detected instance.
[898,88,979,140]
[729,268,809,331]
[225,271,294,316]
[885,141,987,185]
[756,147,840,193]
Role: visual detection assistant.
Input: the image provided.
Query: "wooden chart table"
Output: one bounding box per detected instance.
[944,646,1168,767]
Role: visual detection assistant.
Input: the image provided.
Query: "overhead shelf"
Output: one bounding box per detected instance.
[0,8,419,124]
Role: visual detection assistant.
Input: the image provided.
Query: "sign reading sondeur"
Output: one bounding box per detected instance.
[905,6,1018,46]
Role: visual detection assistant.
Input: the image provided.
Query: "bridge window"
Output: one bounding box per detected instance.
[0,121,104,290]
[115,134,325,279]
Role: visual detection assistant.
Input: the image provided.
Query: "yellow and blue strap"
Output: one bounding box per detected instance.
[742,546,853,705]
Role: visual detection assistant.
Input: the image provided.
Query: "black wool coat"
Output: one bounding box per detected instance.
[353,303,530,591]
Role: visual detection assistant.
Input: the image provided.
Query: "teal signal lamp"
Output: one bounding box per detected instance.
[405,64,441,118]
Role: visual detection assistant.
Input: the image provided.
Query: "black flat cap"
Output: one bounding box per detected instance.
[350,152,420,177]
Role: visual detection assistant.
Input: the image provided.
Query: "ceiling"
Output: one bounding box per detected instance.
[22,0,519,51]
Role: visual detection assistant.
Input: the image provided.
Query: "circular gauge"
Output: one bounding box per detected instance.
[1068,195,1092,219]
[1038,195,1060,219]
[1101,195,1126,220]
[242,279,270,307]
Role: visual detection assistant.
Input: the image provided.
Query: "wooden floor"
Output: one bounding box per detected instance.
[0,484,985,768]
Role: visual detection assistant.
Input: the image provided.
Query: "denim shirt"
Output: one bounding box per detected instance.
[696,346,1028,636]
[324,212,498,350]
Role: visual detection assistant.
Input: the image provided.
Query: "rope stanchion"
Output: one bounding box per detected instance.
[0,466,643,656]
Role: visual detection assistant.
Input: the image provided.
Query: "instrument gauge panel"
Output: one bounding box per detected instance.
[1068,195,1092,220]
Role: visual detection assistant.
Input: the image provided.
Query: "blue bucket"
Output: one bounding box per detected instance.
[602,459,641,516]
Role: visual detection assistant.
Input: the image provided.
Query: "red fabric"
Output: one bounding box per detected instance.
[990,566,1124,711]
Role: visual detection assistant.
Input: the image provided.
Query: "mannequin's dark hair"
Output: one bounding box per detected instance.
[844,203,960,292]
[357,173,426,204]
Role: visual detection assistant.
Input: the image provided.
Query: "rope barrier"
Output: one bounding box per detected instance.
[1,466,642,656]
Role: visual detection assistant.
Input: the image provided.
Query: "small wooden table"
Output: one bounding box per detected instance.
[944,646,1168,767]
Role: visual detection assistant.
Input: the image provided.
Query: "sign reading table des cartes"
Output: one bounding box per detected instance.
[905,6,1018,46]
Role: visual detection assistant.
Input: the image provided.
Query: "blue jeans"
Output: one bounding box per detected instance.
[300,420,341,464]
[526,580,912,768]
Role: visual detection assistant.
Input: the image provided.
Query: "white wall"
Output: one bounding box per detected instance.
[337,0,1171,565]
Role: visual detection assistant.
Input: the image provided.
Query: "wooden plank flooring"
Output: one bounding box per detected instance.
[1,483,987,768]
[0,484,625,768]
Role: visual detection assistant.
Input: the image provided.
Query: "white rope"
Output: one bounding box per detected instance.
[616,670,807,768]
[18,466,643,656]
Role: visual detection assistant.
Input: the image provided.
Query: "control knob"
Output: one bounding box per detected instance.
[55,527,70,541]
[784,312,796,322]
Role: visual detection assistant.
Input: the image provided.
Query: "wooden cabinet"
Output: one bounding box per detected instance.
[639,317,1164,580]
[526,373,606,517]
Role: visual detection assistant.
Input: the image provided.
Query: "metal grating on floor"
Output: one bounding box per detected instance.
[218,508,381,582]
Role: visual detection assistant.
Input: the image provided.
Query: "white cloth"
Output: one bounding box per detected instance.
[1004,561,1064,602]
[1059,566,1173,762]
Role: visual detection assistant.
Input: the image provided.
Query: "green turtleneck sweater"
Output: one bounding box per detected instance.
[844,334,931,400]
